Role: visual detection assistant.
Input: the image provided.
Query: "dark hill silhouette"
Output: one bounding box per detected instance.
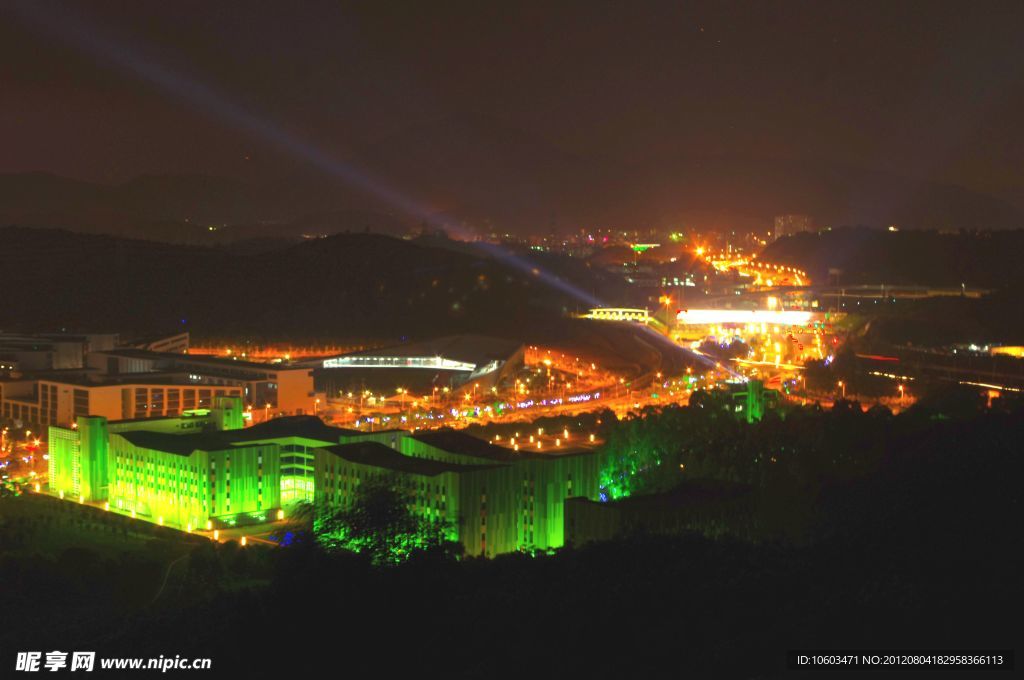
[761,227,1024,289]
[1,116,1021,240]
[0,172,405,242]
[0,226,584,341]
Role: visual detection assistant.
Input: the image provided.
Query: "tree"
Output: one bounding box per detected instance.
[312,476,459,565]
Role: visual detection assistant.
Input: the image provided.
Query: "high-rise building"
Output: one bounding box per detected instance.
[725,379,779,423]
[773,214,813,241]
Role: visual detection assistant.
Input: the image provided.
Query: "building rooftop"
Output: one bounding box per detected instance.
[322,441,501,476]
[108,409,217,426]
[94,348,310,373]
[411,428,592,462]
[1,370,239,388]
[115,416,362,456]
[42,371,232,388]
[0,331,118,346]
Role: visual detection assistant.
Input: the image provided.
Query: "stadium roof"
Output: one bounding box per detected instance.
[314,334,523,371]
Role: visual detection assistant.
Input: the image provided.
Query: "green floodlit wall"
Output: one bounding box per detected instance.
[48,425,80,499]
[744,381,764,424]
[213,396,245,431]
[207,445,281,524]
[101,400,254,528]
[306,431,405,508]
[78,416,109,502]
[104,424,333,529]
[399,438,604,556]
[47,416,109,502]
[728,379,779,424]
[277,431,404,509]
[108,435,210,529]
[48,408,234,507]
[459,455,602,556]
[273,437,333,508]
[107,437,282,529]
[46,403,277,529]
[312,450,461,544]
[280,473,314,507]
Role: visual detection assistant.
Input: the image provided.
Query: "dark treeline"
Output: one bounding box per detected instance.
[763,227,1024,289]
[803,347,902,398]
[851,291,1024,348]
[598,386,1019,540]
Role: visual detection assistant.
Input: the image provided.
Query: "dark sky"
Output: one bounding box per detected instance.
[3,0,1023,209]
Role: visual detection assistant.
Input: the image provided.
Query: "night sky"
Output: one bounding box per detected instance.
[3,0,1023,212]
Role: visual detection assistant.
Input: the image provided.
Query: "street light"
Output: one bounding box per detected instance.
[837,380,846,399]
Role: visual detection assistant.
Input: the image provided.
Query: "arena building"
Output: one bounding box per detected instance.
[311,334,525,397]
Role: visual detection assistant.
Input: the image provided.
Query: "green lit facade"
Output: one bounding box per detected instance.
[399,433,603,556]
[48,401,602,555]
[727,379,779,423]
[48,424,82,500]
[108,435,281,529]
[48,397,253,528]
[313,441,467,546]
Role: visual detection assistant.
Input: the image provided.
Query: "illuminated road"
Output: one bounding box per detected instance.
[322,329,733,431]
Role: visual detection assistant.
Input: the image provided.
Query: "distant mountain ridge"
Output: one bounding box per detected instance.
[353,115,1024,233]
[2,116,1020,239]
[761,227,1024,289]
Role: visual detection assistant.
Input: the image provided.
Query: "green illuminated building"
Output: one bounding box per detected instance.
[726,379,779,423]
[48,397,248,516]
[48,399,603,555]
[400,431,602,556]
